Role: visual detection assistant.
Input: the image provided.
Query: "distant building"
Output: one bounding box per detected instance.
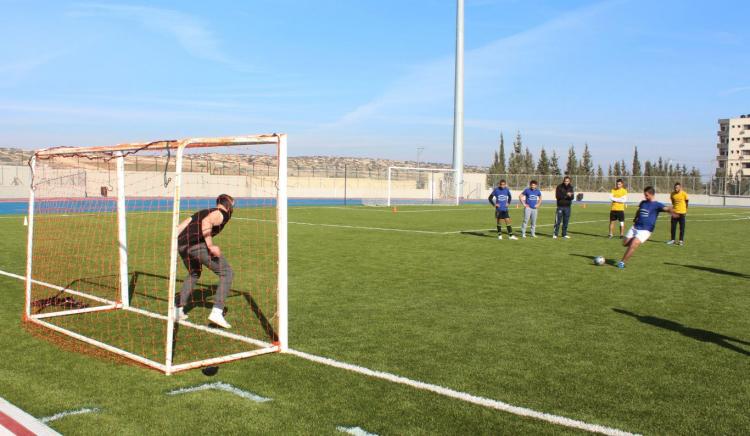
[717,115,750,177]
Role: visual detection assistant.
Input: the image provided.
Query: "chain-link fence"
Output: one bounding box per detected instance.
[484,173,750,197]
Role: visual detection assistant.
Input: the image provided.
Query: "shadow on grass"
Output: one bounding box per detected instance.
[664,263,750,280]
[569,253,617,266]
[460,231,494,238]
[612,308,750,356]
[129,271,278,342]
[568,230,617,240]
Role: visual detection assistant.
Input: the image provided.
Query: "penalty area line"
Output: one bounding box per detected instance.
[0,268,635,435]
[287,349,637,436]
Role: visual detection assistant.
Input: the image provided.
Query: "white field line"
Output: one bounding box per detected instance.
[39,408,99,424]
[234,217,447,235]
[336,426,378,436]
[166,382,271,403]
[288,350,637,436]
[236,215,749,236]
[1,270,635,434]
[317,206,487,213]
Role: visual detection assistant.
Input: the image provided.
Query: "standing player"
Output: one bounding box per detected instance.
[488,180,518,240]
[617,187,677,269]
[553,176,574,239]
[667,182,688,246]
[608,179,628,239]
[174,194,235,328]
[519,180,542,238]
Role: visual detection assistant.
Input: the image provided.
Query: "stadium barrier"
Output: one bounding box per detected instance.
[0,164,749,207]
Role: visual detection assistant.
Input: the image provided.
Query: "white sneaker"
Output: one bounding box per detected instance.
[608,234,613,239]
[498,235,503,240]
[563,235,571,239]
[531,234,537,238]
[666,240,675,245]
[509,235,518,240]
[521,234,526,238]
[175,307,188,321]
[678,240,684,246]
[552,235,558,239]
[208,308,231,329]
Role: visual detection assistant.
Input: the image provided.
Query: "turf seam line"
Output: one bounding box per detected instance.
[288,349,638,436]
[39,408,99,423]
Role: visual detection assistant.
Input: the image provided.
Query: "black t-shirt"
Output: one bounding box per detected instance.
[177,208,231,249]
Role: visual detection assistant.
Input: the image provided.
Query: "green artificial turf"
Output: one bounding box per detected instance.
[1,203,748,434]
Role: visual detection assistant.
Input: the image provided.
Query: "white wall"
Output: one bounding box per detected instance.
[2,165,749,207]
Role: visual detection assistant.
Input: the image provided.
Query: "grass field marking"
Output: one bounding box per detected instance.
[39,408,99,424]
[287,349,638,436]
[234,217,447,235]
[336,425,378,435]
[317,206,486,213]
[451,219,612,235]
[683,216,750,223]
[166,382,271,403]
[2,268,637,434]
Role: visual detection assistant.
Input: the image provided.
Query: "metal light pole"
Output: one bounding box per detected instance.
[452,0,464,205]
[416,147,424,169]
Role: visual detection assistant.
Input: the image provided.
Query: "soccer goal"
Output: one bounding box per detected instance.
[24,134,288,375]
[362,167,459,207]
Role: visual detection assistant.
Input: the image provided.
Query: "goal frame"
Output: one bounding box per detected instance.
[386,166,460,207]
[23,134,289,374]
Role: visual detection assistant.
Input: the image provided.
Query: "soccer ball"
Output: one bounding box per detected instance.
[594,256,606,266]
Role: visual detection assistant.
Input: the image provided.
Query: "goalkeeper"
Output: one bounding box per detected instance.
[174,194,235,328]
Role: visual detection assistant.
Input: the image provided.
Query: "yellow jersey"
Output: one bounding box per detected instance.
[670,190,688,214]
[610,188,628,211]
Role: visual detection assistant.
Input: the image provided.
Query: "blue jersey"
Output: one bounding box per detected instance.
[634,200,665,232]
[522,188,542,209]
[490,187,512,211]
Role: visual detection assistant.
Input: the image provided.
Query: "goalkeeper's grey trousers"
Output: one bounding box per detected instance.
[177,244,234,310]
[521,207,538,236]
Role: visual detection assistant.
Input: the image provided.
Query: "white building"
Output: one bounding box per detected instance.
[717,115,750,177]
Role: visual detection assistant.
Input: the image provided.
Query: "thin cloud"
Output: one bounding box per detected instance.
[70,3,250,70]
[0,51,66,83]
[720,86,750,96]
[321,0,622,131]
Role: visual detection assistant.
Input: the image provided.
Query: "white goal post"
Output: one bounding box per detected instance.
[24,134,288,375]
[363,166,458,207]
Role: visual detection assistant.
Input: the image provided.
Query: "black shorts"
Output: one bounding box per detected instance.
[609,211,625,222]
[495,209,510,219]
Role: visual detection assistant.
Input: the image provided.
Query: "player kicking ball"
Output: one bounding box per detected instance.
[488,180,517,240]
[174,194,235,328]
[617,187,678,269]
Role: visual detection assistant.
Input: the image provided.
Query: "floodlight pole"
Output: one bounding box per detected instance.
[452,0,465,205]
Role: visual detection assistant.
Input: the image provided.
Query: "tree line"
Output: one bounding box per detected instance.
[486,132,702,181]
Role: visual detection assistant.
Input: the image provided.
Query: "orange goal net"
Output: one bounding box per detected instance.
[24,135,288,374]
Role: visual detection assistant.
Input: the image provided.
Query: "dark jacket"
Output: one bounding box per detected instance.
[555,183,574,207]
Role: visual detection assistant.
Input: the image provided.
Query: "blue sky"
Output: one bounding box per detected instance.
[1,0,748,173]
